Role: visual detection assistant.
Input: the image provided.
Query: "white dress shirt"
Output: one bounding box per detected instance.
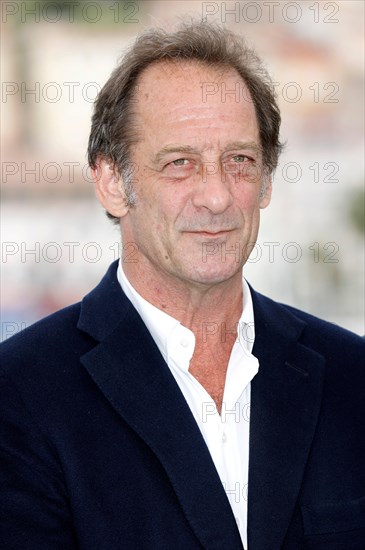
[117,261,259,549]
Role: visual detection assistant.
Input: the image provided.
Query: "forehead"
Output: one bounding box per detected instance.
[133,60,258,141]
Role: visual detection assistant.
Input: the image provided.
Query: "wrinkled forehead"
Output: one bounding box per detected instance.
[128,60,260,158]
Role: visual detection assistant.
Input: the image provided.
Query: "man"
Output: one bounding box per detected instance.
[1,21,364,550]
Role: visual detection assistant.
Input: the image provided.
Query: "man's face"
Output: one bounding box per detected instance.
[120,60,271,288]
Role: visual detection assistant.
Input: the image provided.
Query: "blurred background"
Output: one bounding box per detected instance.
[1,0,364,340]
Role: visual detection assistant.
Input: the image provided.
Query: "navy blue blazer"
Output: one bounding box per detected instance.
[1,261,365,550]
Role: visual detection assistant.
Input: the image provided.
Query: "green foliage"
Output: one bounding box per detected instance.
[348,187,365,235]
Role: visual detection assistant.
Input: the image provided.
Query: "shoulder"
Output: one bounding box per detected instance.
[0,261,123,377]
[257,293,365,407]
[252,290,365,425]
[0,300,103,445]
[0,260,134,397]
[257,288,362,335]
[252,288,364,361]
[284,302,363,351]
[1,301,81,348]
[0,301,94,382]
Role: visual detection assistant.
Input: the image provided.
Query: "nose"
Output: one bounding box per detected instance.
[192,162,233,214]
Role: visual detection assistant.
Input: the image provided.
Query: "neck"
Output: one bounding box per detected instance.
[122,260,244,338]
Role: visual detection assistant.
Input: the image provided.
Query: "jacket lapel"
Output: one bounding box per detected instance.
[247,291,326,550]
[78,262,243,550]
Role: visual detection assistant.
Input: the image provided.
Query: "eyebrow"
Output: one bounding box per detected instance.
[154,141,262,164]
[224,141,262,155]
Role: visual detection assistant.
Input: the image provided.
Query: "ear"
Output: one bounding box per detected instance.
[259,175,272,209]
[92,158,129,218]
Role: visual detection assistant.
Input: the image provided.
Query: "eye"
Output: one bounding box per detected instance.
[171,158,189,166]
[231,155,250,163]
[163,157,195,179]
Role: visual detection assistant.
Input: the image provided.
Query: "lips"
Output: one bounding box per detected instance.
[184,229,233,236]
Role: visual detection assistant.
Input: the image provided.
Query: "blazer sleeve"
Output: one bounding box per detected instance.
[0,370,78,549]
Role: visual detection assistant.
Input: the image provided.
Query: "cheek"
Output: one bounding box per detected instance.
[154,187,189,225]
[134,198,176,243]
[233,184,261,215]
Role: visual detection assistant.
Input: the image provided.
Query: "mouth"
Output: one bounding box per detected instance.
[184,230,234,237]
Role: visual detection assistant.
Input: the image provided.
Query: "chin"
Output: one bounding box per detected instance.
[185,261,242,286]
